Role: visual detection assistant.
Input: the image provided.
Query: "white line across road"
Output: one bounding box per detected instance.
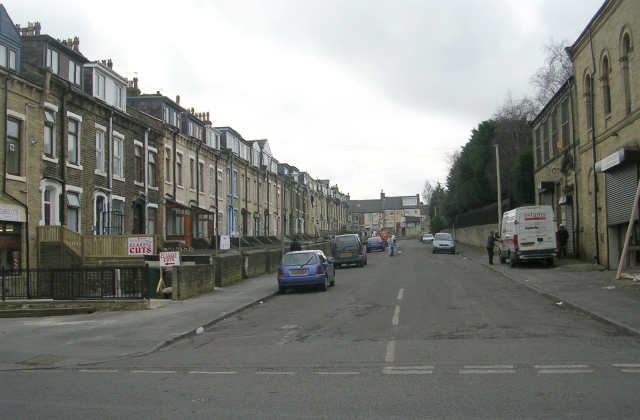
[190,371,238,375]
[397,289,404,300]
[383,366,434,375]
[316,372,360,375]
[613,363,640,373]
[131,370,176,374]
[392,305,401,326]
[79,370,118,373]
[460,365,515,374]
[535,365,592,374]
[255,372,295,375]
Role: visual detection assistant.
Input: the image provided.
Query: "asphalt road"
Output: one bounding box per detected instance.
[2,240,640,419]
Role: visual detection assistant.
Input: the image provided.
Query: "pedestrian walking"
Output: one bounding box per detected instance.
[486,230,501,264]
[388,235,396,256]
[558,224,569,259]
[290,239,301,252]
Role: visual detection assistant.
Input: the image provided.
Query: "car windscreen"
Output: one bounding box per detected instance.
[434,233,453,240]
[282,253,318,266]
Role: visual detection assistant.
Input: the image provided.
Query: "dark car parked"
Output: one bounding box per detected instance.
[333,234,367,268]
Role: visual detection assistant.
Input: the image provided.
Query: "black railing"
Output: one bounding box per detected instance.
[1,267,146,301]
[455,198,513,229]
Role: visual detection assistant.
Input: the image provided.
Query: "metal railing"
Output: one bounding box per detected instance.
[1,267,146,301]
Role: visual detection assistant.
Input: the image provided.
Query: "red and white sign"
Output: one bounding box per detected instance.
[128,237,154,255]
[159,251,181,267]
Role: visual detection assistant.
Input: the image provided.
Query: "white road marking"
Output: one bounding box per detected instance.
[534,365,589,369]
[619,369,640,373]
[315,372,360,375]
[613,364,640,368]
[131,370,176,374]
[392,305,401,326]
[79,370,117,373]
[460,365,515,374]
[384,366,433,374]
[255,372,294,375]
[385,341,396,363]
[189,371,238,375]
[538,369,593,374]
[397,289,404,300]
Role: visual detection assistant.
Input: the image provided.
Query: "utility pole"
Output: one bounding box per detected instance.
[495,144,502,231]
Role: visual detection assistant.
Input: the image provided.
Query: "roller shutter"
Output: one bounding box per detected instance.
[605,163,639,226]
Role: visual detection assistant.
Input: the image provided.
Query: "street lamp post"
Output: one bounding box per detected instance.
[495,144,502,232]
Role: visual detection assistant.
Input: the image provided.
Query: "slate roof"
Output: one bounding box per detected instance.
[349,199,381,213]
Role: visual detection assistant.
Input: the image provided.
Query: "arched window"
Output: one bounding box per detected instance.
[40,180,62,226]
[621,32,632,114]
[584,74,592,129]
[601,55,612,115]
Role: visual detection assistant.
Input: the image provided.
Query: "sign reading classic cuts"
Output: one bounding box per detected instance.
[127,237,154,255]
[159,251,181,267]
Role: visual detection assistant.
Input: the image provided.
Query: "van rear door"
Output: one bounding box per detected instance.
[517,207,556,252]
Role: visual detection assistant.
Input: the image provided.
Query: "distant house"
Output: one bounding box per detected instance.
[349,191,423,238]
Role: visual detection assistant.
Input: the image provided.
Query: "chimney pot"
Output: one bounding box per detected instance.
[107,59,113,69]
[176,95,180,105]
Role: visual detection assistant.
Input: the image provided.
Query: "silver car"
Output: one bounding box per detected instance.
[432,232,455,254]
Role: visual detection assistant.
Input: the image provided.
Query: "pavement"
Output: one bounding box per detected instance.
[1,243,639,371]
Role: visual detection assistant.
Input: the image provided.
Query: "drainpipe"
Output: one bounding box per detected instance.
[172,130,177,199]
[144,127,150,232]
[61,80,72,227]
[107,109,113,231]
[588,26,601,264]
[195,139,202,207]
[569,77,580,258]
[214,152,221,250]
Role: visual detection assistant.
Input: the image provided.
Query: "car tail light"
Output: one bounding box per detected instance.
[278,268,283,276]
[358,249,363,256]
[315,266,324,275]
[513,234,519,252]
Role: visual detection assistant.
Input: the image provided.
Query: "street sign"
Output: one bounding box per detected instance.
[159,251,181,267]
[128,237,154,255]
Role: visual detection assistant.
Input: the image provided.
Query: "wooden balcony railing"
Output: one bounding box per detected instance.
[38,226,155,260]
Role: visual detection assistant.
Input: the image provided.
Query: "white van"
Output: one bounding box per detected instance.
[498,205,558,267]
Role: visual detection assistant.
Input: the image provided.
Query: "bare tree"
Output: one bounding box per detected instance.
[530,38,573,107]
[422,180,434,205]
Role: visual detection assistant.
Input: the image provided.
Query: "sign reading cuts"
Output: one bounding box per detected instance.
[159,251,181,267]
[128,237,154,255]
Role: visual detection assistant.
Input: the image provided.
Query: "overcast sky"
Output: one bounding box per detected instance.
[8,0,604,200]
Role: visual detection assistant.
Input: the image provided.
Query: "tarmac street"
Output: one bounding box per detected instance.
[0,242,638,371]
[1,240,640,419]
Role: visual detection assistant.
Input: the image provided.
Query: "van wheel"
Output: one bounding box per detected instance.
[547,257,554,266]
[499,255,506,264]
[509,255,517,267]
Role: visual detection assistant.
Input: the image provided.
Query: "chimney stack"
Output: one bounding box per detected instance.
[176,95,180,105]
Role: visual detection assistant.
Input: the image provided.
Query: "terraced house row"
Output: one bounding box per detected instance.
[0,6,350,270]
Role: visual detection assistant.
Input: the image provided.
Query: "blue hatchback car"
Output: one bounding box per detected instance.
[277,250,335,294]
[366,236,385,252]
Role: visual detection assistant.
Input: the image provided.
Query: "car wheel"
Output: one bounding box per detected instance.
[320,277,328,292]
[330,275,335,287]
[509,254,517,267]
[364,257,367,266]
[451,249,456,254]
[278,286,287,295]
[432,249,436,254]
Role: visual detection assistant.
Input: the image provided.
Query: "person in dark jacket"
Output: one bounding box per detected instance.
[290,240,302,252]
[486,230,501,264]
[558,224,569,258]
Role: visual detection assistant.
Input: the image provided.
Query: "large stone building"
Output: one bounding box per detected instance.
[534,0,640,270]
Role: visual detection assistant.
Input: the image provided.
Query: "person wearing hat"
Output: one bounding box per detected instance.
[486,230,501,264]
[558,224,569,259]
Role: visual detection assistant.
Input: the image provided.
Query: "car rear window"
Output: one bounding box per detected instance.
[368,238,380,243]
[335,236,358,247]
[435,233,453,240]
[282,253,318,266]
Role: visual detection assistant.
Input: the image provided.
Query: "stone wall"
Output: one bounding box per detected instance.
[173,265,214,300]
[454,224,499,249]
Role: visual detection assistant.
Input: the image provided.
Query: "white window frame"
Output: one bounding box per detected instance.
[66,111,83,170]
[134,140,144,186]
[43,103,58,162]
[113,131,124,181]
[40,179,62,226]
[198,160,205,193]
[217,169,223,199]
[69,61,82,85]
[176,151,184,188]
[66,185,83,233]
[209,166,215,197]
[46,48,59,74]
[148,146,158,189]
[165,146,173,185]
[95,72,106,100]
[189,156,196,191]
[95,123,106,175]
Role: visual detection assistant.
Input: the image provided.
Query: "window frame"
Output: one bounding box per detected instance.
[44,108,56,158]
[46,48,59,74]
[6,117,21,176]
[113,132,124,180]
